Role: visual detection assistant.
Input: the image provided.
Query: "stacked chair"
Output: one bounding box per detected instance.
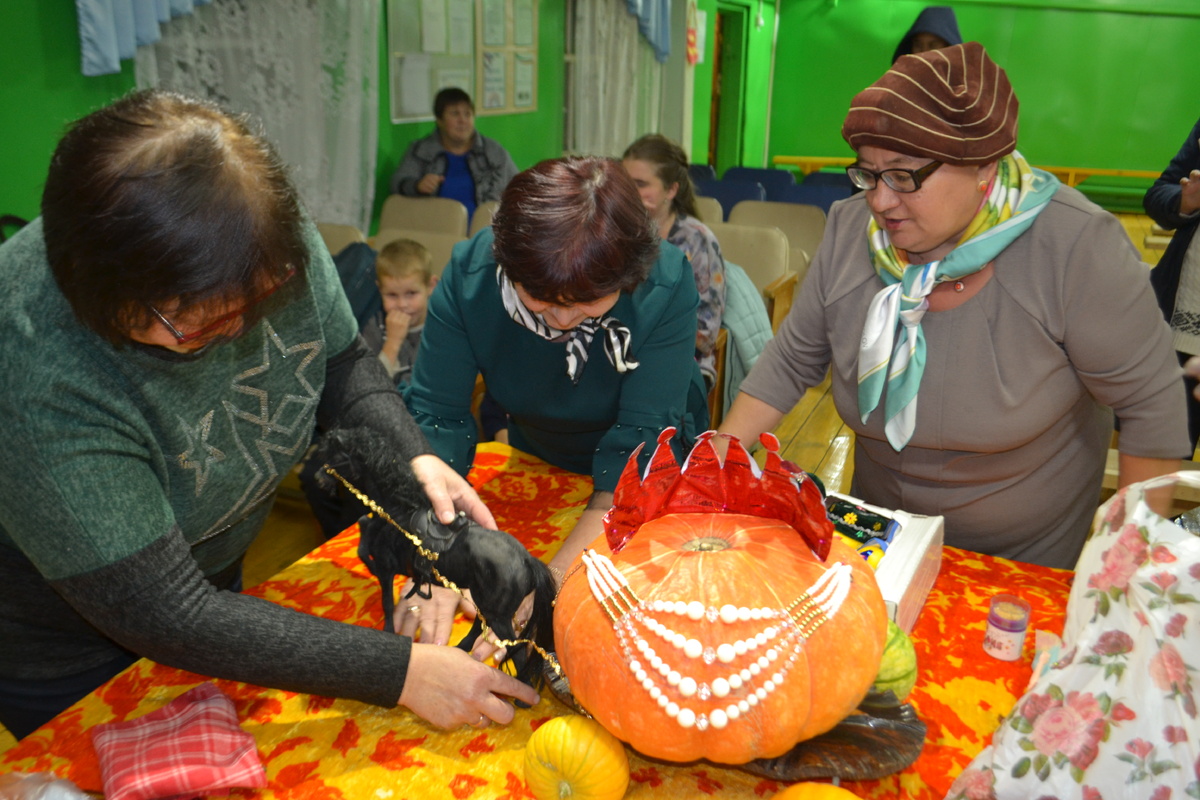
[704,222,793,426]
[799,169,856,190]
[728,200,826,289]
[694,196,724,227]
[777,181,853,214]
[723,166,796,202]
[694,178,766,221]
[315,222,366,258]
[375,195,470,275]
[378,195,468,237]
[469,200,500,237]
[707,222,793,332]
[374,227,464,279]
[688,163,717,183]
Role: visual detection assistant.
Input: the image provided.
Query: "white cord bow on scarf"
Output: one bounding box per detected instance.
[498,268,639,385]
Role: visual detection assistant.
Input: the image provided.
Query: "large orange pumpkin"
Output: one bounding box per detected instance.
[772,782,863,799]
[554,512,888,765]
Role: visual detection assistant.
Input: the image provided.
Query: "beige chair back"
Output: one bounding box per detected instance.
[316,222,365,256]
[728,200,826,267]
[694,195,724,226]
[707,221,796,332]
[379,195,469,237]
[374,228,465,277]
[707,222,789,291]
[469,200,500,237]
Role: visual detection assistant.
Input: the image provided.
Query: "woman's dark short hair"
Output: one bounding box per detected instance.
[622,133,701,220]
[434,87,474,118]
[41,89,308,345]
[491,157,657,304]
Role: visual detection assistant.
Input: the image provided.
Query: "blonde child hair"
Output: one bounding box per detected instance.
[375,238,433,285]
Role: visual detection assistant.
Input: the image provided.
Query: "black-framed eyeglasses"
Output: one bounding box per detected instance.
[148,265,297,345]
[845,161,943,193]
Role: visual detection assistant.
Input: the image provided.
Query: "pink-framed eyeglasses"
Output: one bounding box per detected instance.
[147,265,297,345]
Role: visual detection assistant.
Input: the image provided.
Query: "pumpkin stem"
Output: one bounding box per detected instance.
[682,537,731,552]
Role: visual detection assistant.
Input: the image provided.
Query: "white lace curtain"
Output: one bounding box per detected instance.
[134,0,379,232]
[568,0,665,158]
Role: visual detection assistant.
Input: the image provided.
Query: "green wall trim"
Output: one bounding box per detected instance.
[952,0,1200,18]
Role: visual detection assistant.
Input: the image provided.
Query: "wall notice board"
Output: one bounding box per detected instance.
[388,0,537,123]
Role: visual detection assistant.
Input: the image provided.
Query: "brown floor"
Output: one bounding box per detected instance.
[0,211,1169,753]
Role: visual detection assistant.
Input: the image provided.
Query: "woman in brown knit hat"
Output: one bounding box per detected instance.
[719,43,1187,570]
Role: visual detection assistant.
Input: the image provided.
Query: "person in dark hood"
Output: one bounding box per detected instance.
[893,6,963,63]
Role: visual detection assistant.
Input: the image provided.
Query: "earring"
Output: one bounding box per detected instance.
[978,180,989,193]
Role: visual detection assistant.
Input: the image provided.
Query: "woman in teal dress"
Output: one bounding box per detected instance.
[406,156,709,584]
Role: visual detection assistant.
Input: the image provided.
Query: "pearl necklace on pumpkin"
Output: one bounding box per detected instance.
[580,550,853,731]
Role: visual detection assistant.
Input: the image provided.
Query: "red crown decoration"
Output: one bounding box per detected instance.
[603,428,833,561]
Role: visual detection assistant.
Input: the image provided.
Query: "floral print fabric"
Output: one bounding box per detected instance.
[948,473,1200,800]
[668,213,726,385]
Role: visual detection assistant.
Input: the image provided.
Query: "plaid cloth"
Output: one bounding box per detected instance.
[90,682,266,800]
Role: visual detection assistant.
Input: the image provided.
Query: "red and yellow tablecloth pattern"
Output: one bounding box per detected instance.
[0,443,1073,798]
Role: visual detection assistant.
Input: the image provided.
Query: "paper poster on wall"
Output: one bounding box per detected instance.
[482,0,506,47]
[447,0,473,55]
[420,0,447,53]
[696,9,707,64]
[438,68,472,92]
[482,51,507,109]
[513,0,534,46]
[514,54,534,107]
[399,54,433,116]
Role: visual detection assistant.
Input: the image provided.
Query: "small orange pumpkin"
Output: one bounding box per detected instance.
[772,782,863,799]
[524,715,629,800]
[554,512,888,764]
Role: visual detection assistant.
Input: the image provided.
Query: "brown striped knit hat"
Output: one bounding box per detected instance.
[842,42,1018,165]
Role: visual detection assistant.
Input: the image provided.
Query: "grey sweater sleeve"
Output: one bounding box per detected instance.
[50,528,410,707]
[391,139,432,196]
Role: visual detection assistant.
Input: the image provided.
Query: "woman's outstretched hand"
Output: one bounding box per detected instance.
[398,642,540,729]
[410,454,497,529]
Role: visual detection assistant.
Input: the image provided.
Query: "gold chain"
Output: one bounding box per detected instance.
[321,463,562,679]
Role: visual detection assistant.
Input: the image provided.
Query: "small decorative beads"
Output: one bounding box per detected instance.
[579,548,851,732]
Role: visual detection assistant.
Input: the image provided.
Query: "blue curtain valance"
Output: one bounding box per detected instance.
[626,0,671,63]
[76,0,212,77]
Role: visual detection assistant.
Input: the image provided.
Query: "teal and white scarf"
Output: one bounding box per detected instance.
[857,151,1059,450]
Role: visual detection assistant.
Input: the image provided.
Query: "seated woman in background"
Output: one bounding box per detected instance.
[622,134,727,388]
[719,43,1187,570]
[406,156,709,584]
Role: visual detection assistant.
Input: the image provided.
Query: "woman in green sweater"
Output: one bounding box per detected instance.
[406,156,710,591]
[0,90,535,740]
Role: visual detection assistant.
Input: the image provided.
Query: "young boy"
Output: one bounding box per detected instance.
[300,239,437,539]
[360,238,435,388]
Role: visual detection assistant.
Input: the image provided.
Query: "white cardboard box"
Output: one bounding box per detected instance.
[830,492,944,634]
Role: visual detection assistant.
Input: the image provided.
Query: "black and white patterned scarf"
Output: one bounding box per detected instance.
[497,268,638,385]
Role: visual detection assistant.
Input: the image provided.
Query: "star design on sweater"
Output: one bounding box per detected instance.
[176,409,225,496]
[197,322,322,540]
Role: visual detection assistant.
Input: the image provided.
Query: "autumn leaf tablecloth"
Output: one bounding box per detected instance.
[0,443,1072,799]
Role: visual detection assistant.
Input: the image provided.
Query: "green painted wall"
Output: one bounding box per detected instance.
[0,4,134,222]
[767,0,1200,172]
[690,0,777,173]
[0,2,564,232]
